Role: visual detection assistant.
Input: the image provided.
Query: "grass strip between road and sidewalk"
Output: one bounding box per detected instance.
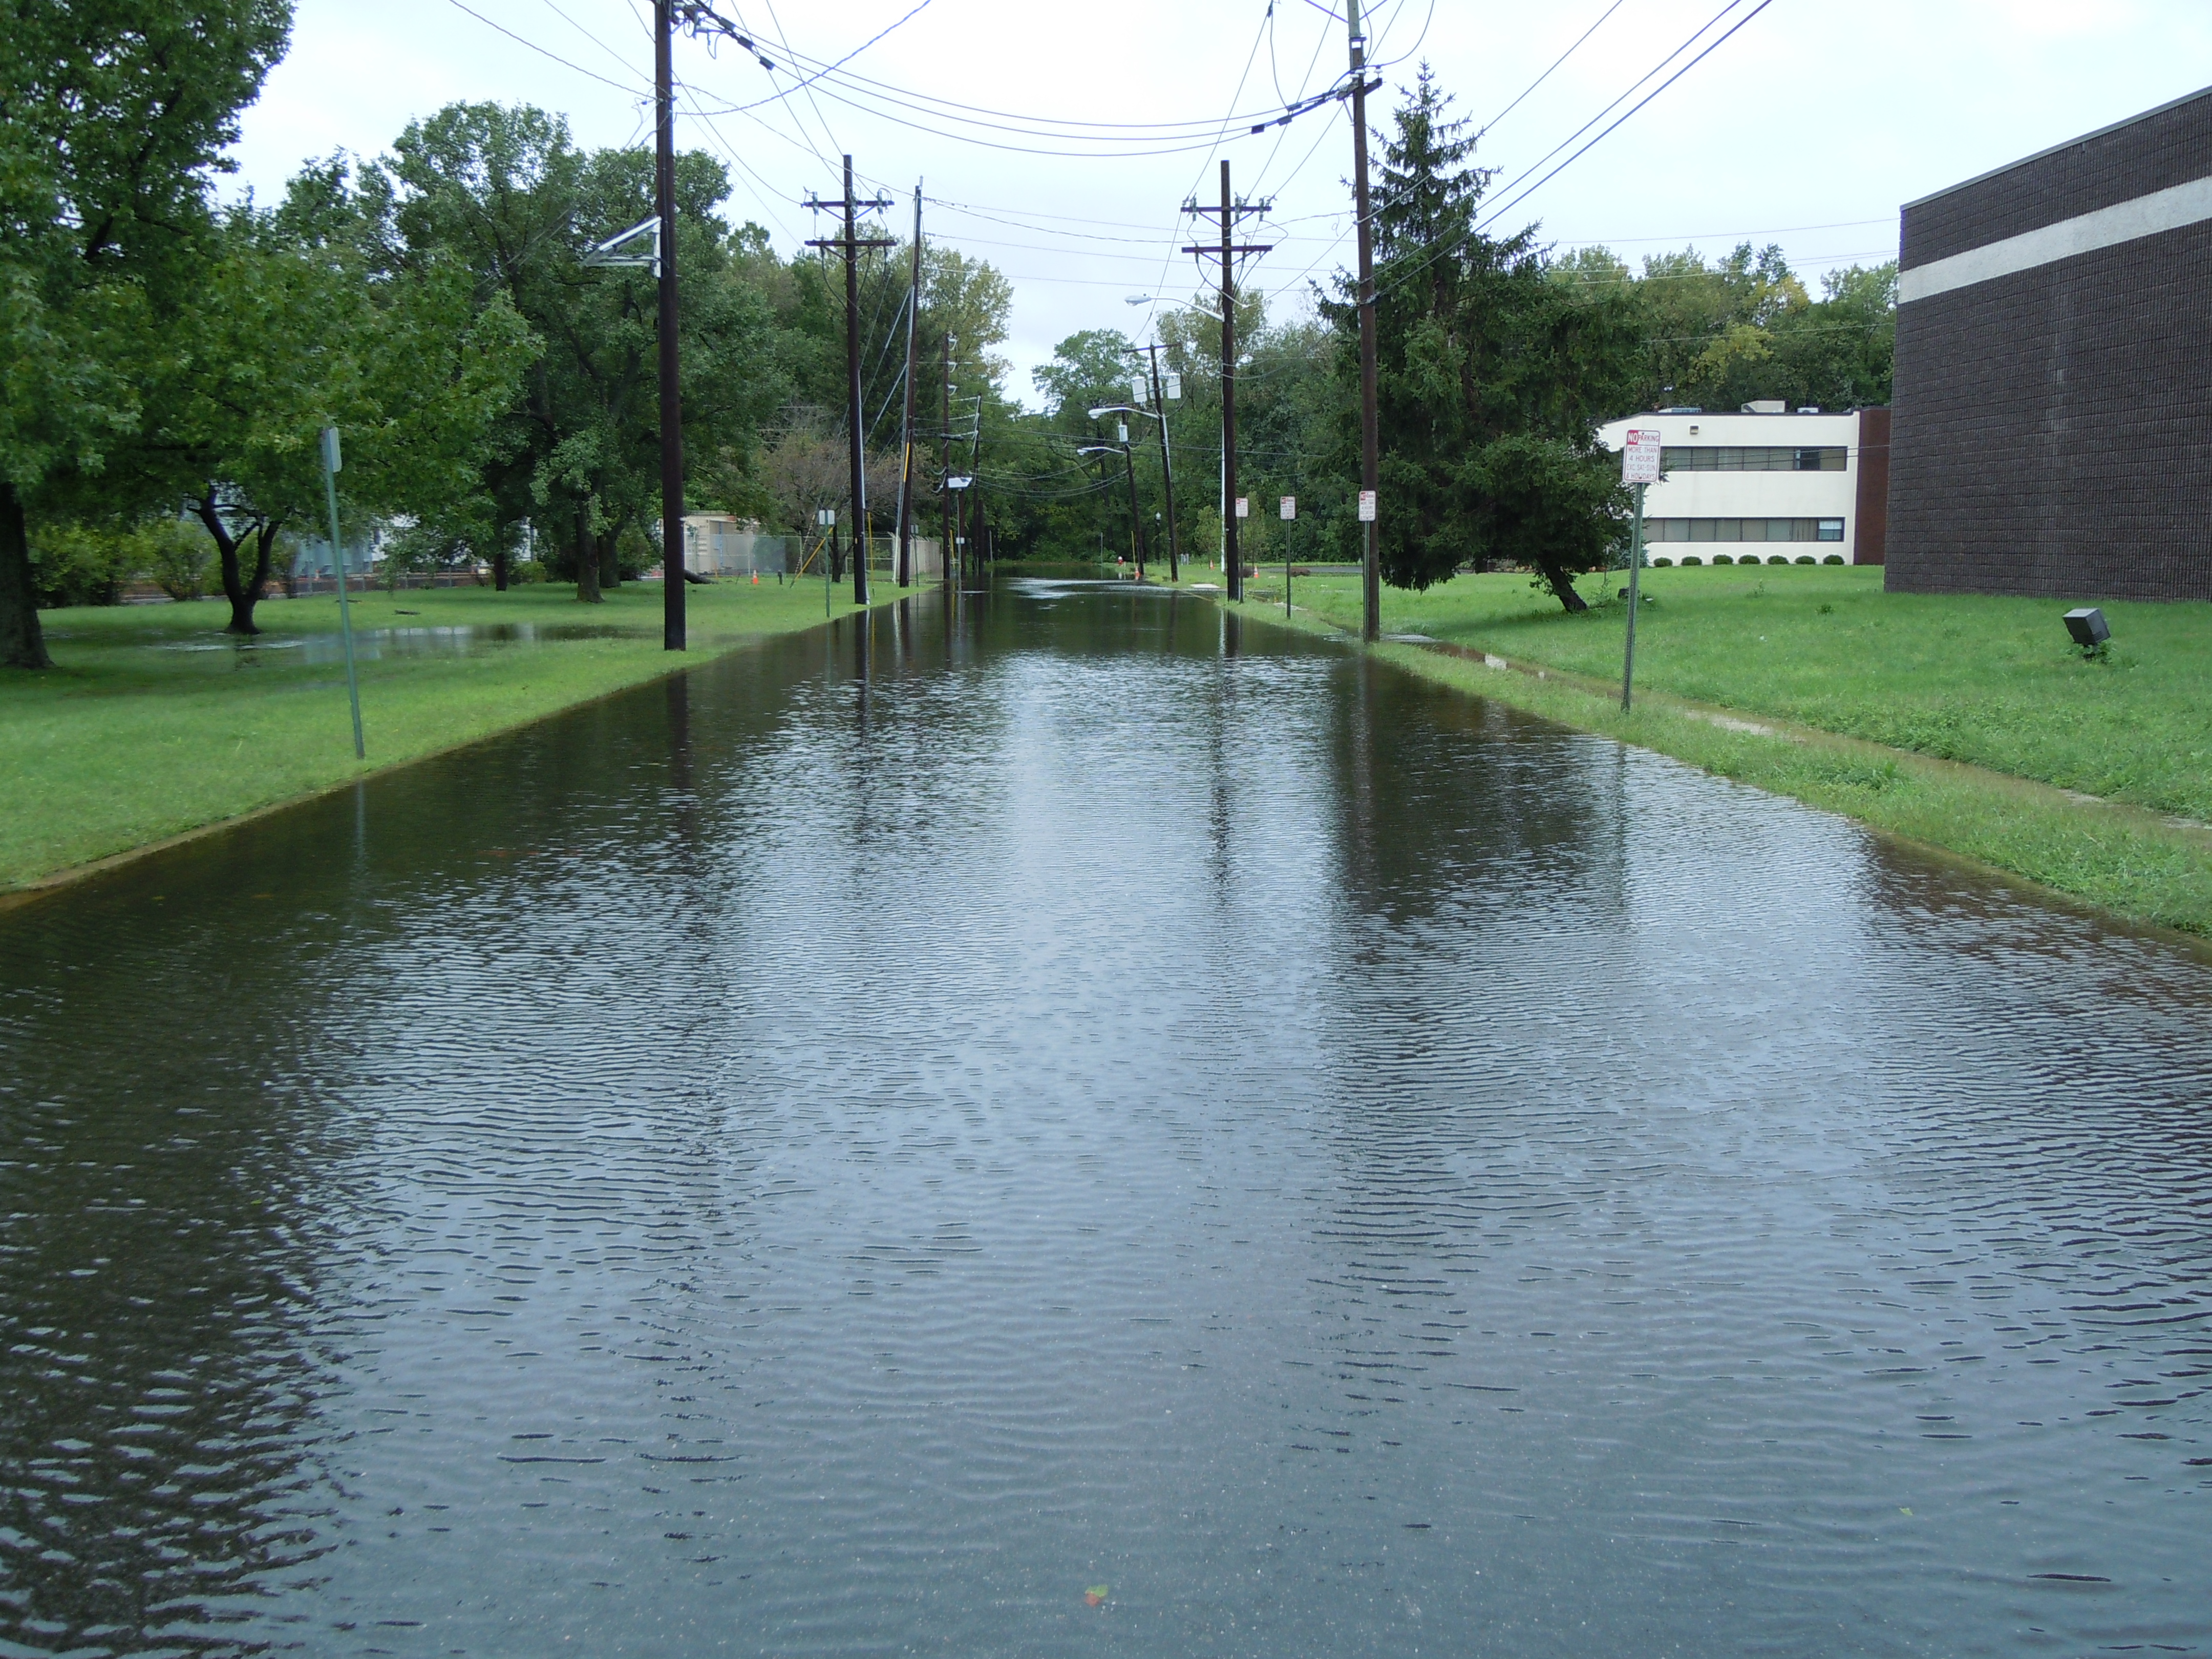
[3,577,913,895]
[1207,565,2212,940]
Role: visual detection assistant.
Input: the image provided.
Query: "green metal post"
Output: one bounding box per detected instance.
[320,427,365,758]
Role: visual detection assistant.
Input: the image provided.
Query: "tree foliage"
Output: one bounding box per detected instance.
[0,0,292,665]
[1322,66,1637,609]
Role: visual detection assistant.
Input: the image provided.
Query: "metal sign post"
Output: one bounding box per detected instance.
[1620,428,1662,711]
[319,427,365,758]
[1279,496,1296,616]
[817,507,836,617]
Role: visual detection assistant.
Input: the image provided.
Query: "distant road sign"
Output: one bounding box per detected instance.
[1623,429,1663,484]
[1235,497,1249,518]
[1280,496,1296,519]
[1357,490,1376,522]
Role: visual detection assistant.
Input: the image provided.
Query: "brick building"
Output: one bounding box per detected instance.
[1886,88,2212,601]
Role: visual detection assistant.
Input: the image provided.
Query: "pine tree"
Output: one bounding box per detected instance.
[1329,67,1639,608]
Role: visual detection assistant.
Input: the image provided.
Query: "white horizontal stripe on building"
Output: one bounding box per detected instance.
[1898,173,2212,304]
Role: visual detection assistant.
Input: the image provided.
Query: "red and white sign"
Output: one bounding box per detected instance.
[1279,496,1296,520]
[1235,497,1249,519]
[1622,429,1664,484]
[1356,490,1377,522]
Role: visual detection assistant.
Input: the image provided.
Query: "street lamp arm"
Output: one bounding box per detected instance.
[1087,404,1161,421]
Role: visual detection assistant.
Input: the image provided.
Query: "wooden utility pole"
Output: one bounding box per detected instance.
[655,0,685,649]
[941,333,955,590]
[1121,439,1145,581]
[968,400,983,582]
[1349,0,1382,641]
[897,183,922,589]
[1183,162,1271,603]
[1145,343,1179,581]
[805,158,894,606]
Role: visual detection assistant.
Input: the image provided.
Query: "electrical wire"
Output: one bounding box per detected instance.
[1478,0,1775,230]
[443,0,650,93]
[531,0,644,76]
[1363,0,1777,306]
[1476,0,1628,137]
[1483,0,1756,221]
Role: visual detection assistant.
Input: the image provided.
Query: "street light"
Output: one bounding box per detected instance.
[1077,439,1146,582]
[1123,302,1203,582]
[1090,401,1179,583]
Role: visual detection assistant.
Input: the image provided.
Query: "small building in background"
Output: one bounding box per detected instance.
[1886,87,2212,601]
[680,515,945,581]
[1598,406,1890,564]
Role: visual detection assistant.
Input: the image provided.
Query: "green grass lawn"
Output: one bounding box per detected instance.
[1213,563,2212,938]
[1260,564,2212,822]
[3,576,909,891]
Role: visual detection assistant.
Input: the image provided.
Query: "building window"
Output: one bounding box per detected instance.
[1647,518,1848,543]
[1659,445,1846,472]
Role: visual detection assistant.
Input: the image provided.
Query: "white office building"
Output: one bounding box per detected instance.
[1597,403,1889,565]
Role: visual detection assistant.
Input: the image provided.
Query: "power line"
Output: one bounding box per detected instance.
[443,0,650,93]
[1476,0,1628,138]
[1485,0,1757,221]
[1365,0,1777,306]
[1478,0,1776,230]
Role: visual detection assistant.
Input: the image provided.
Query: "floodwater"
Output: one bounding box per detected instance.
[143,621,636,664]
[2,579,2207,1657]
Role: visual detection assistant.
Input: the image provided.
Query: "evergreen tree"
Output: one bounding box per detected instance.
[1328,67,1638,609]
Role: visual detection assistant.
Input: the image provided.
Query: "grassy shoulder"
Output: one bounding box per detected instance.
[1209,566,2212,938]
[4,576,912,892]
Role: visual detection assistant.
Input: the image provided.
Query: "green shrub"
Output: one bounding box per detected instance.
[1794,555,1816,565]
[1821,554,1844,565]
[1651,556,1673,567]
[1712,553,1733,565]
[31,516,212,607]
[1679,555,1701,566]
[1768,555,1790,566]
[29,523,137,607]
[145,520,214,601]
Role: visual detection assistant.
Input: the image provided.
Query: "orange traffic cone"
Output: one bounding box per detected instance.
[751,570,759,585]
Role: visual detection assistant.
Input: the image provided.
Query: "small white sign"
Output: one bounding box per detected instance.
[1164,373,1182,400]
[1279,496,1296,520]
[1357,490,1376,522]
[1623,429,1664,485]
[1235,497,1249,519]
[817,507,837,525]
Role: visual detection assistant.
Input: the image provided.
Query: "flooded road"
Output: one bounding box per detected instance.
[3,579,2207,1656]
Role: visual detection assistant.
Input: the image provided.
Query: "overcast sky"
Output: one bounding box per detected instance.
[225,0,2212,406]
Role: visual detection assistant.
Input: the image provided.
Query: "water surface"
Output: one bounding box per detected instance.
[3,579,2207,1656]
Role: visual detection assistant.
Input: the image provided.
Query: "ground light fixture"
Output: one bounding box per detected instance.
[2064,606,2111,655]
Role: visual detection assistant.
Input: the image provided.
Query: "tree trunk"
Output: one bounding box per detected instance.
[598,526,620,590]
[1537,559,1589,613]
[194,494,262,635]
[575,505,601,604]
[492,546,509,592]
[0,481,53,669]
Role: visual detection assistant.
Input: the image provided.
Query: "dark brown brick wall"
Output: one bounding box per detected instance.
[1904,88,2212,267]
[1887,97,2212,603]
[1853,407,1890,565]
